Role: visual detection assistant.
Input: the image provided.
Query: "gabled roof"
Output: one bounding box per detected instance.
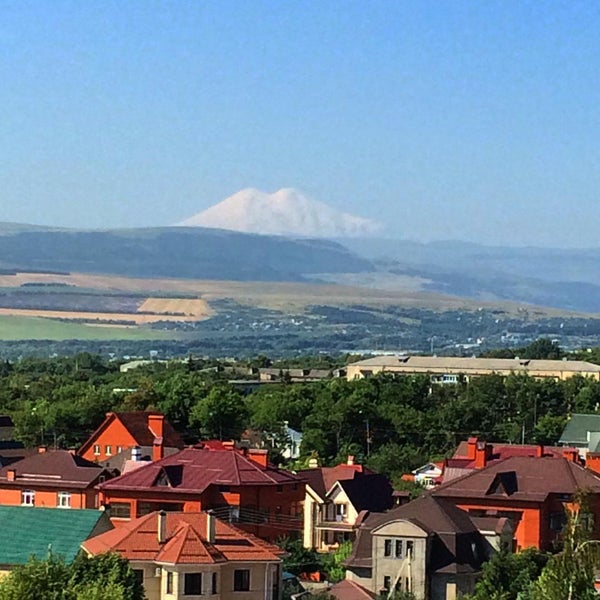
[99,446,300,494]
[297,463,375,500]
[559,413,600,445]
[334,474,393,513]
[345,495,480,571]
[78,412,184,456]
[0,450,110,489]
[82,511,284,564]
[0,506,110,565]
[433,456,600,503]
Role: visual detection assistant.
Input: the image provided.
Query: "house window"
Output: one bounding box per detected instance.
[383,576,391,591]
[335,503,347,521]
[166,571,173,594]
[133,569,144,585]
[93,444,101,456]
[105,445,112,456]
[116,446,123,454]
[184,573,202,595]
[234,569,250,591]
[21,490,35,506]
[57,491,71,508]
[110,502,131,519]
[549,512,566,531]
[395,540,403,558]
[384,539,392,557]
[406,540,414,558]
[212,572,218,594]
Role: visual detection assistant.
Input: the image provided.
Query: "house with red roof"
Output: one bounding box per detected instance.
[78,412,185,467]
[437,437,581,483]
[0,449,113,509]
[82,510,284,600]
[432,454,600,551]
[98,443,304,541]
[298,457,393,552]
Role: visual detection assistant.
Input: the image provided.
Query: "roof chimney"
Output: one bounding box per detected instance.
[38,446,47,454]
[563,448,579,463]
[157,510,167,544]
[153,437,164,462]
[247,448,268,468]
[7,469,16,482]
[347,455,355,466]
[475,442,492,469]
[206,510,216,544]
[467,437,478,461]
[148,414,164,439]
[536,445,544,458]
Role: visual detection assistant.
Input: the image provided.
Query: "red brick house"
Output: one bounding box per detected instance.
[78,412,185,466]
[98,443,304,541]
[432,455,600,551]
[0,449,112,509]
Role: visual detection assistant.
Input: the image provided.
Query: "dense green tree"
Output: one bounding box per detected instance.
[189,385,248,440]
[321,540,353,583]
[462,547,548,600]
[0,552,144,600]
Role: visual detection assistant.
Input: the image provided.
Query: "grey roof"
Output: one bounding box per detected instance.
[559,413,600,445]
[348,355,600,375]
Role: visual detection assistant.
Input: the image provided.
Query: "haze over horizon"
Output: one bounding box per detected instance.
[1,2,599,248]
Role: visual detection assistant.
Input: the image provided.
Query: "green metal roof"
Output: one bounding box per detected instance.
[0,506,106,566]
[559,413,600,445]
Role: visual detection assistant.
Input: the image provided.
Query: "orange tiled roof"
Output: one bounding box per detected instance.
[83,512,284,564]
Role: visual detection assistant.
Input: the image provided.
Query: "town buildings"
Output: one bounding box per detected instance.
[299,458,393,551]
[346,355,600,381]
[559,413,600,458]
[344,495,508,600]
[432,455,600,551]
[82,510,285,600]
[77,411,185,467]
[0,449,112,509]
[98,443,304,541]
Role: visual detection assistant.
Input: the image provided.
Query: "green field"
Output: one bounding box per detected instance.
[0,316,177,341]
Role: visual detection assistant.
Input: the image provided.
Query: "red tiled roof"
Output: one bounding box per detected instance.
[328,579,376,600]
[453,440,575,467]
[0,450,109,489]
[434,456,600,503]
[99,446,300,494]
[82,511,284,564]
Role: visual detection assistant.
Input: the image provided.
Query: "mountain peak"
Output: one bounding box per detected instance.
[177,188,383,238]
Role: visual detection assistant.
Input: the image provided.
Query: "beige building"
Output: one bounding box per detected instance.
[298,459,393,552]
[346,355,600,382]
[344,495,511,600]
[82,511,284,600]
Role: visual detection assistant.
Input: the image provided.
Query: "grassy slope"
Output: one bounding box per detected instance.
[0,315,175,341]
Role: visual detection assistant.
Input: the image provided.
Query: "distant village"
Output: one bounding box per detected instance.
[1,351,600,599]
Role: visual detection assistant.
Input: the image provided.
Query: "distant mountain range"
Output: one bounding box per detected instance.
[1,213,600,313]
[178,188,382,238]
[0,224,372,282]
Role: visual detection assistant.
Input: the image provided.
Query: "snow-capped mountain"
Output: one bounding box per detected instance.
[177,188,383,238]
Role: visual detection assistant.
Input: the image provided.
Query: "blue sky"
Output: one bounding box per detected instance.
[1,1,599,246]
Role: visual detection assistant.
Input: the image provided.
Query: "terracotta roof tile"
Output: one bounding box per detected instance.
[82,512,284,565]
